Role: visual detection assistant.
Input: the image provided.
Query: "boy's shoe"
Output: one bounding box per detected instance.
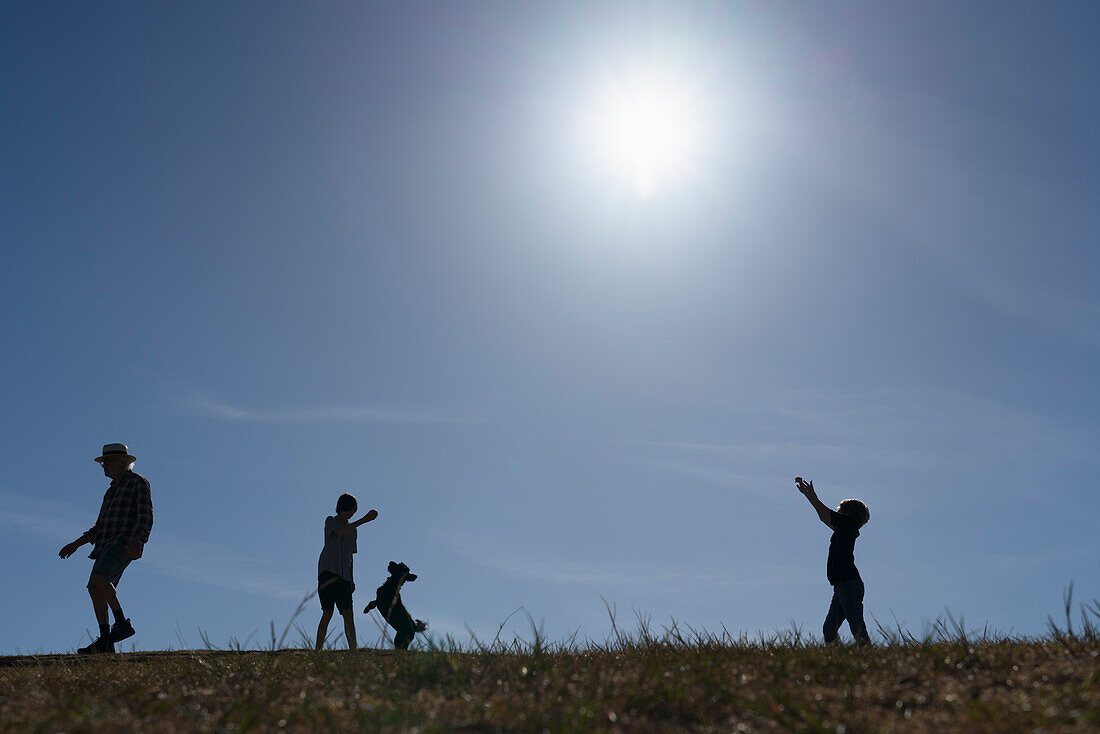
[77,636,115,655]
[109,618,136,643]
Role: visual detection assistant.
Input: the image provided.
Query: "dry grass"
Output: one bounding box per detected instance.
[2,594,1098,733]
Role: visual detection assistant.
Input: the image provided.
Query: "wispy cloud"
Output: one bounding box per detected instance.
[805,84,1100,348]
[635,442,930,471]
[656,386,1069,454]
[143,536,305,601]
[611,386,1081,497]
[446,532,810,594]
[180,392,478,425]
[0,490,305,600]
[626,457,791,499]
[0,493,80,544]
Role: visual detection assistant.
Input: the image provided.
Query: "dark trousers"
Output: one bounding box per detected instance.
[823,578,870,644]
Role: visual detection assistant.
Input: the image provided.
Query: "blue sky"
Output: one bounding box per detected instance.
[2,2,1098,653]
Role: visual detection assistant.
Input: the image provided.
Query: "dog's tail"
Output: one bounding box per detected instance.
[414,619,427,633]
[363,600,377,614]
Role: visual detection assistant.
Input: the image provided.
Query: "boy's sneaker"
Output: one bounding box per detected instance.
[109,618,136,643]
[77,636,115,655]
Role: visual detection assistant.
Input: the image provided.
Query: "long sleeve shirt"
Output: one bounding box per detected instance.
[85,470,153,559]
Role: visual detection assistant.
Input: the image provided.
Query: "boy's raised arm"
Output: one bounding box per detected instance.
[330,509,379,537]
[795,477,834,529]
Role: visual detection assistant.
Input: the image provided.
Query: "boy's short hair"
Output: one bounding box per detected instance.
[335,493,358,514]
[838,499,870,526]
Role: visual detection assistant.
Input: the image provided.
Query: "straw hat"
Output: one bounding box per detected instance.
[94,443,136,463]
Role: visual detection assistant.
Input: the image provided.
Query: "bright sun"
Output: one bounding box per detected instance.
[584,71,702,197]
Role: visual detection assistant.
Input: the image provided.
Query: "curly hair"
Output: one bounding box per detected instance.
[837,498,870,526]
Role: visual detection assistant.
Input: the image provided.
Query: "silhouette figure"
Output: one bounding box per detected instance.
[316,493,378,650]
[59,443,153,654]
[363,561,427,650]
[795,477,871,645]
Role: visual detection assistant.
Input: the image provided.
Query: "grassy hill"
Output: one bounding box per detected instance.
[2,629,1098,733]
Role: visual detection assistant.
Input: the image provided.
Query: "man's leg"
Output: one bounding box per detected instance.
[837,580,871,645]
[822,588,845,645]
[80,546,135,654]
[91,547,136,645]
[340,609,357,651]
[95,574,123,613]
[87,574,112,627]
[316,608,334,650]
[79,574,117,654]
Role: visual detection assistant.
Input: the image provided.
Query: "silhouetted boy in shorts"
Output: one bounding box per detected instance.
[315,493,377,650]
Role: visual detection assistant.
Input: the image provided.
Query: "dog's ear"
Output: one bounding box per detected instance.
[406,573,418,582]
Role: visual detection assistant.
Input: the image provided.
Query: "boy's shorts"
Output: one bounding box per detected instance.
[89,544,131,587]
[318,572,354,612]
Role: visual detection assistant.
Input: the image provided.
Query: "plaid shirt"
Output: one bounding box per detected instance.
[84,470,153,559]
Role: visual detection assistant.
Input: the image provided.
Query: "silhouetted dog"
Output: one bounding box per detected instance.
[363,561,427,650]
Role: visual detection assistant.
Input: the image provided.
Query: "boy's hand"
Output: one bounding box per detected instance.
[795,477,814,495]
[59,541,79,559]
[126,537,145,559]
[364,509,378,522]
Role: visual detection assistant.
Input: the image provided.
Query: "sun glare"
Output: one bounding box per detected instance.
[584,71,702,197]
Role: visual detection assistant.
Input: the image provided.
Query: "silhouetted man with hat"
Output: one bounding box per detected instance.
[59,443,153,654]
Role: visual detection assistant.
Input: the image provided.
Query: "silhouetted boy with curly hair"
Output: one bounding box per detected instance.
[796,477,871,645]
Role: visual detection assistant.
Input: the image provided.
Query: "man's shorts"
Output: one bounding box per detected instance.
[89,544,131,587]
[318,572,354,612]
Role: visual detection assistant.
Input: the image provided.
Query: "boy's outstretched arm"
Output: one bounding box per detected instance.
[331,509,379,537]
[795,477,834,529]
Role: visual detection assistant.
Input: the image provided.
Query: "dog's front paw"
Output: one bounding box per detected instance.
[414,619,427,632]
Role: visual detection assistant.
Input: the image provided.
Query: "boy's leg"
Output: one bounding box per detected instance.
[317,573,340,649]
[822,588,845,644]
[340,609,357,651]
[837,580,870,645]
[316,608,334,650]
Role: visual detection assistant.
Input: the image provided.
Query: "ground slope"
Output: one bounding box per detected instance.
[1,641,1098,732]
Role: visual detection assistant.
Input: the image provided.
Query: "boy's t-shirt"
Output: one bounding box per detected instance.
[826,510,861,586]
[317,516,357,584]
